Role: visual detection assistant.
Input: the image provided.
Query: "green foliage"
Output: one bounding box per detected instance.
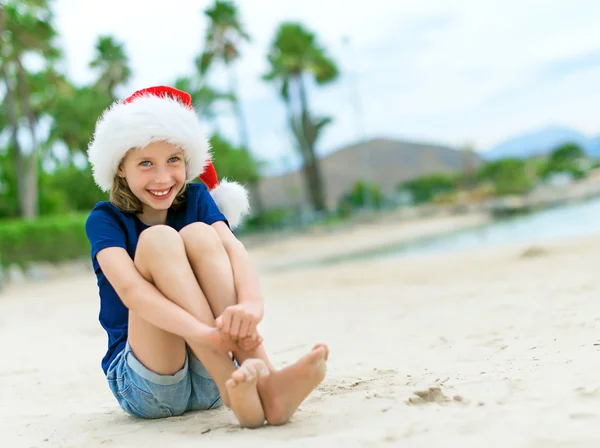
[2,0,61,63]
[541,142,586,179]
[398,174,458,204]
[338,180,383,213]
[244,208,291,230]
[262,22,339,212]
[550,142,585,162]
[89,35,132,99]
[199,0,250,71]
[209,133,260,184]
[174,77,233,120]
[263,22,339,83]
[47,85,113,156]
[477,159,534,195]
[0,146,19,217]
[0,213,89,268]
[39,165,108,215]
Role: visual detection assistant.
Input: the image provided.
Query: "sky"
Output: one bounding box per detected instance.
[52,0,600,175]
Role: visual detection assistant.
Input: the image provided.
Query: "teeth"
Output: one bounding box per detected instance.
[150,189,170,196]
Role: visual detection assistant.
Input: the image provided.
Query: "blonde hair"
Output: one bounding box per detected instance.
[110,174,188,214]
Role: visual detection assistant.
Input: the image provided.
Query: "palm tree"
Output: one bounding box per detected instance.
[47,35,133,169]
[46,80,113,163]
[198,0,266,223]
[89,36,132,100]
[263,22,339,212]
[0,0,60,218]
[173,76,233,131]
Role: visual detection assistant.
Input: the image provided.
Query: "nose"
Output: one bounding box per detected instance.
[153,165,172,184]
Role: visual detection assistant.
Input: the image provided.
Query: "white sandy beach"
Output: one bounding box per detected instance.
[1,214,600,447]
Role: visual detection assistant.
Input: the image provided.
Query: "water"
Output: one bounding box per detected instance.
[391,196,600,257]
[319,197,600,265]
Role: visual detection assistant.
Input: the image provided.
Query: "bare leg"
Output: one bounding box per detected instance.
[130,225,264,426]
[180,222,328,425]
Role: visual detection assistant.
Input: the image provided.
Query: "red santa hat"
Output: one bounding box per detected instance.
[87,85,250,228]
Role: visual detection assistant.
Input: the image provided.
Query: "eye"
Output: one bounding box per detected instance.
[139,160,151,167]
[168,156,181,163]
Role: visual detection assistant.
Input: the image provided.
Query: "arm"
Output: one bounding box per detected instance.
[212,221,264,320]
[96,247,214,345]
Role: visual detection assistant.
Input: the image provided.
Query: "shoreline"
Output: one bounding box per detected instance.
[247,211,491,272]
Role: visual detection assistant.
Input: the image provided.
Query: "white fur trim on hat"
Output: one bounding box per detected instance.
[87,94,210,192]
[210,179,250,228]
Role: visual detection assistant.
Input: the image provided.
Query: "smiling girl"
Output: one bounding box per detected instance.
[85,86,328,428]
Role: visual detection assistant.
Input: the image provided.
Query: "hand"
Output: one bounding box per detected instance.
[205,327,239,353]
[205,327,264,353]
[215,302,263,342]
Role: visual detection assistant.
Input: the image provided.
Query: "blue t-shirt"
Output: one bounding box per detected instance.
[85,183,228,374]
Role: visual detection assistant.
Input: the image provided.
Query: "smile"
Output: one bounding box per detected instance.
[147,187,173,199]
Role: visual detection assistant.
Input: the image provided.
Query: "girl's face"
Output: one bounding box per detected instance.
[119,141,186,221]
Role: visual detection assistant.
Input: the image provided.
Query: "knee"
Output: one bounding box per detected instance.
[137,225,183,255]
[179,222,223,254]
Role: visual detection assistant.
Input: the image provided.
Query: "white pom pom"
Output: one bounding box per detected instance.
[209,179,251,229]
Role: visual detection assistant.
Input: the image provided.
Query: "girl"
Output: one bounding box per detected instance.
[85,85,328,428]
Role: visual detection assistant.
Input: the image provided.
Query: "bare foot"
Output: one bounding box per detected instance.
[226,359,270,428]
[259,343,329,425]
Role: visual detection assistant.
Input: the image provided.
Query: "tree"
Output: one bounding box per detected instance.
[45,36,131,171]
[542,142,586,179]
[477,159,533,196]
[173,76,233,131]
[550,142,585,162]
[0,0,61,218]
[398,174,458,204]
[198,0,266,222]
[89,35,132,100]
[209,133,260,185]
[338,180,383,213]
[47,83,113,162]
[263,22,339,212]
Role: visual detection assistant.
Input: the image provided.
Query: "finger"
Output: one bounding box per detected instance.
[238,319,251,340]
[244,321,257,340]
[230,313,242,340]
[215,316,223,329]
[246,334,263,351]
[221,311,232,335]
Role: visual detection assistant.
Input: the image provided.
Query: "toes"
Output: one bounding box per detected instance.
[243,359,270,378]
[310,345,328,361]
[253,361,270,377]
[231,360,270,386]
[242,367,255,382]
[244,361,259,378]
[235,363,260,383]
[232,369,248,383]
[313,343,328,351]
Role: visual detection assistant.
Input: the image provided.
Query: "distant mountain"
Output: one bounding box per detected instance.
[482,126,599,160]
[257,138,483,210]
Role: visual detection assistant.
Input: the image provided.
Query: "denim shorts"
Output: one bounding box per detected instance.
[106,342,223,419]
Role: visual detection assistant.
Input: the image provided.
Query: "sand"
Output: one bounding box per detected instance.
[1,215,600,447]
